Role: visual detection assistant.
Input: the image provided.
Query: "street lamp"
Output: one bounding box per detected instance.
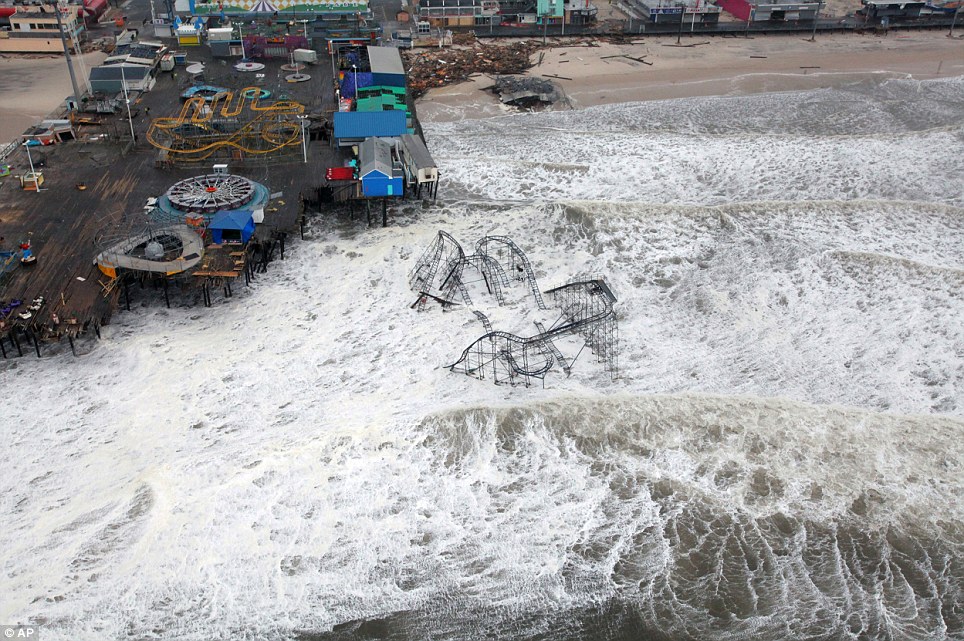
[23,141,38,192]
[351,63,357,103]
[120,64,136,144]
[238,22,247,60]
[298,115,308,163]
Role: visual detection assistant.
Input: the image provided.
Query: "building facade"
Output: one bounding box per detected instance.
[0,3,83,53]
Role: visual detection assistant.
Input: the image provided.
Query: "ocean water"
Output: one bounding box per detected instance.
[1,76,963,640]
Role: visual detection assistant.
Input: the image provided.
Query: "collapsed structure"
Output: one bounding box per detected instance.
[409,231,618,386]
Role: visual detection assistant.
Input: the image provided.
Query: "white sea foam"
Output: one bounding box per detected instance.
[0,75,962,640]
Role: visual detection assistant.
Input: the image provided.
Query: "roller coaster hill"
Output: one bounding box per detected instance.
[147,85,308,166]
[409,231,619,387]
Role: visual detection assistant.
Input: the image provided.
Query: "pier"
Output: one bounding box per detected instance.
[0,33,428,357]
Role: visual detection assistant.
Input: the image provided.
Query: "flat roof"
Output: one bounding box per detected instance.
[333,110,407,140]
[400,133,436,171]
[367,45,405,76]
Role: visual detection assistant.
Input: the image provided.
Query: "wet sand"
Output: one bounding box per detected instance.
[416,32,964,122]
[0,52,107,145]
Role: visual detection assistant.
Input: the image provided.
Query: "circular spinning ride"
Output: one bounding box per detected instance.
[166,174,258,214]
[153,172,271,226]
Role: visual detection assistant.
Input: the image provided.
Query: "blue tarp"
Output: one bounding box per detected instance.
[339,71,373,100]
[333,111,407,141]
[209,209,255,244]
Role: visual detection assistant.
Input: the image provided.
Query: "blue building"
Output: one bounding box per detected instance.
[209,210,256,244]
[333,110,408,147]
[359,137,404,198]
[367,45,406,88]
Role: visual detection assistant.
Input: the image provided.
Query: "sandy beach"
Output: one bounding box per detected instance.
[417,32,964,122]
[0,51,107,145]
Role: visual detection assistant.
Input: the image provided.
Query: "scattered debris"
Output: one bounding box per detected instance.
[491,76,564,107]
[404,41,543,98]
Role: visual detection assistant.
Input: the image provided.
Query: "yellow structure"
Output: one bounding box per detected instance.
[176,27,203,46]
[147,87,306,164]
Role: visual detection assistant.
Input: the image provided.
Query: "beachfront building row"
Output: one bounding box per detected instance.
[414,0,598,26]
[0,2,83,53]
[328,45,439,200]
[629,0,955,22]
[424,0,803,25]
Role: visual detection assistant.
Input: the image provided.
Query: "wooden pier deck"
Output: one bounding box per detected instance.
[0,44,348,356]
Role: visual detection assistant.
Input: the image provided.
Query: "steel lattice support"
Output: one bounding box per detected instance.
[410,231,619,385]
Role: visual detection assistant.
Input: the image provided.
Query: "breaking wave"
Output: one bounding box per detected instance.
[1,73,962,641]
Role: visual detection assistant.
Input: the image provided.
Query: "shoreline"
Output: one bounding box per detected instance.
[0,52,107,145]
[416,31,964,123]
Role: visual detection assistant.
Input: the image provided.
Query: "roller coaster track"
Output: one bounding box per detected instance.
[147,87,306,160]
[409,232,541,308]
[447,280,616,382]
[534,321,570,375]
[463,254,509,305]
[475,236,547,310]
[409,230,468,305]
[409,231,618,383]
[473,310,493,333]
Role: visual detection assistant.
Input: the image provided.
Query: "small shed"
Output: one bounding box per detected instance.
[176,24,202,46]
[367,46,406,88]
[859,0,925,19]
[359,137,404,197]
[209,209,255,244]
[23,120,75,145]
[89,64,152,94]
[399,133,438,186]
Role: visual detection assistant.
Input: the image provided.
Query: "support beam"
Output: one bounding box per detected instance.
[29,329,41,358]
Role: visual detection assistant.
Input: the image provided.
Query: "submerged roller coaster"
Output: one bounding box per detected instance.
[147,87,306,165]
[409,231,618,386]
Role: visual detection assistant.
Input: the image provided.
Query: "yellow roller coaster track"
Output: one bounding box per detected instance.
[147,87,307,160]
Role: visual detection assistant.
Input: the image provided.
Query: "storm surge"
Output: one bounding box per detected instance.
[1,75,962,640]
[330,397,963,641]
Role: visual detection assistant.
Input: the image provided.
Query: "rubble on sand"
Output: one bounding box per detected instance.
[404,40,543,98]
[489,76,564,107]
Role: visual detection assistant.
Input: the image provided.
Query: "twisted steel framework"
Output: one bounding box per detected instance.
[409,231,619,386]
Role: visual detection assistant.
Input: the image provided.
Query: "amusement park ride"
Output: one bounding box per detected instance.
[147,86,307,164]
[409,231,619,386]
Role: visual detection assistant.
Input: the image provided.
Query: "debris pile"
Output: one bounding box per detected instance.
[404,41,543,98]
[490,76,563,107]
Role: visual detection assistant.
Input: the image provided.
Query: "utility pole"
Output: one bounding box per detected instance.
[809,0,823,41]
[677,3,685,44]
[54,2,83,109]
[950,3,961,37]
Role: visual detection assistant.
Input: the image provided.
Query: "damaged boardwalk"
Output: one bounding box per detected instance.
[0,50,342,358]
